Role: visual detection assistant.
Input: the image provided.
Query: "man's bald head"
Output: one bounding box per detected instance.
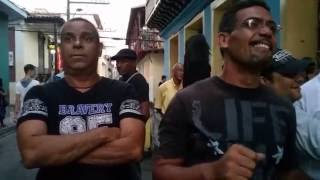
[172,63,184,83]
[60,18,100,42]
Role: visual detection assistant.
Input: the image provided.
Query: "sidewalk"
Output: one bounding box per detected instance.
[0,106,16,137]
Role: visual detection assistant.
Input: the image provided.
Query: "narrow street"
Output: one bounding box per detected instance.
[0,132,37,180]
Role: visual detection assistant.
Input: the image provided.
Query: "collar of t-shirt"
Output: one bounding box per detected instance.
[121,71,138,82]
[20,79,32,88]
[213,76,265,97]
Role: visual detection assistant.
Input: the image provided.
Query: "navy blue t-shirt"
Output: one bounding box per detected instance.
[18,77,143,180]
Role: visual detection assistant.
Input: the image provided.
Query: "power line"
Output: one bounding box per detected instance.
[10,29,164,42]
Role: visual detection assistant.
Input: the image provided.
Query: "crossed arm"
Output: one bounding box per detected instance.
[17,118,145,168]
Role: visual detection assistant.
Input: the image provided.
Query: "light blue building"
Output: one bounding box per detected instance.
[0,0,27,92]
[146,0,282,76]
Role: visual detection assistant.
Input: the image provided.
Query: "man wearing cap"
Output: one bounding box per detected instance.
[111,48,150,121]
[261,49,318,179]
[261,49,309,100]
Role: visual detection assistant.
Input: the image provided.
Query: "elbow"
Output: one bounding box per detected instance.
[129,146,144,162]
[21,150,39,169]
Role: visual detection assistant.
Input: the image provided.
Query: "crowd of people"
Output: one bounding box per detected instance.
[0,0,318,179]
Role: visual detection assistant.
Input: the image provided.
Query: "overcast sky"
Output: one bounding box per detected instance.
[10,0,146,55]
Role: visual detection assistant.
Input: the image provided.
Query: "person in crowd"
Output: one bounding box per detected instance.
[111,48,150,179]
[294,62,320,179]
[302,57,318,81]
[261,49,315,179]
[17,17,145,180]
[112,48,150,121]
[183,34,211,88]
[152,63,183,149]
[154,63,183,116]
[153,1,300,179]
[158,75,166,86]
[14,64,40,121]
[0,78,7,128]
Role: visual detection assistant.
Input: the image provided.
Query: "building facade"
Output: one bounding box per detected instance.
[8,14,64,104]
[0,0,27,95]
[126,5,164,103]
[146,0,319,76]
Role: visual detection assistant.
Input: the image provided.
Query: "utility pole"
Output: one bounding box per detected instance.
[67,0,70,20]
[66,0,110,20]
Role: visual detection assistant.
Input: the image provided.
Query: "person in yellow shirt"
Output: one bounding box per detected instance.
[155,63,184,115]
[152,63,183,148]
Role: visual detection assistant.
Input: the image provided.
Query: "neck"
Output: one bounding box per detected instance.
[64,73,100,90]
[220,60,260,88]
[125,69,137,76]
[172,78,181,86]
[24,74,32,80]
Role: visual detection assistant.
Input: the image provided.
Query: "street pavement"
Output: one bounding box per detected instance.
[0,108,152,180]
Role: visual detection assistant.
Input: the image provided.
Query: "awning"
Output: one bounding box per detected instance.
[0,0,27,21]
[146,0,191,31]
[26,15,65,26]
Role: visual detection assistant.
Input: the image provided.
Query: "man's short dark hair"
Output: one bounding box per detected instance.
[60,17,100,42]
[219,0,270,33]
[24,64,36,74]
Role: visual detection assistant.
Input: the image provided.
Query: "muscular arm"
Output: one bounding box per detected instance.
[154,144,265,180]
[17,120,119,169]
[140,101,150,120]
[153,158,207,180]
[78,118,145,165]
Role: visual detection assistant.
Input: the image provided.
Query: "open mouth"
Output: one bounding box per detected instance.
[250,40,272,51]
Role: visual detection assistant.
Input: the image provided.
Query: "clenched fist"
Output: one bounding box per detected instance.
[200,144,265,180]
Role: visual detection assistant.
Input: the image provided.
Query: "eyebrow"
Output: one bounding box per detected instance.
[243,17,276,23]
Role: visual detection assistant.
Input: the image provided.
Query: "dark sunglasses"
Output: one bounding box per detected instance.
[240,17,281,34]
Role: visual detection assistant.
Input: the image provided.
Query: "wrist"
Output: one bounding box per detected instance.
[198,162,217,180]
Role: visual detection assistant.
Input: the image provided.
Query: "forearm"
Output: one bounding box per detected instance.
[79,133,144,165]
[18,128,108,168]
[15,101,20,115]
[154,161,211,180]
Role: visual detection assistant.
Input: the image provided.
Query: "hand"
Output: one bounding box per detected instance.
[201,144,265,180]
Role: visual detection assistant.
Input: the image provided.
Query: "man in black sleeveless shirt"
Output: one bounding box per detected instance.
[153,1,300,180]
[17,18,145,180]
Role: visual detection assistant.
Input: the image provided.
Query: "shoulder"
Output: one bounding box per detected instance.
[24,84,46,98]
[160,79,174,89]
[178,77,213,96]
[32,79,40,84]
[301,74,320,93]
[101,77,130,88]
[131,73,149,86]
[135,73,147,82]
[171,78,213,105]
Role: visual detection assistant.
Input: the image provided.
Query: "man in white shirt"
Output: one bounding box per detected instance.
[14,64,40,121]
[294,73,320,179]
